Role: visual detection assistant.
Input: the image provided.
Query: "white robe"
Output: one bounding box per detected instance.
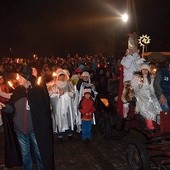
[121,53,145,82]
[48,81,75,133]
[131,75,162,122]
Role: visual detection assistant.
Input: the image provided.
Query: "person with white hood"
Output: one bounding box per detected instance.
[76,71,98,132]
[131,63,162,130]
[48,69,75,142]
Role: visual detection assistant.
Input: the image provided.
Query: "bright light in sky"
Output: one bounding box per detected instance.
[121,13,128,23]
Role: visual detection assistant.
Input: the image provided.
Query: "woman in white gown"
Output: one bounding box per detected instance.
[47,69,75,139]
[131,64,162,130]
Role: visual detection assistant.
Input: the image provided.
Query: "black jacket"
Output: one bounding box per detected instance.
[4,77,55,170]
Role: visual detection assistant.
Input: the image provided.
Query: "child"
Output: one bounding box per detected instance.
[79,87,96,141]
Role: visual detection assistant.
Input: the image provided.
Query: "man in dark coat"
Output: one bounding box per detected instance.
[4,66,55,170]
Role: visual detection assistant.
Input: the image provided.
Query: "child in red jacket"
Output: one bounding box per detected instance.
[79,88,96,141]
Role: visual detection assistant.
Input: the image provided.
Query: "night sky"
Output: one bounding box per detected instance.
[0,0,170,57]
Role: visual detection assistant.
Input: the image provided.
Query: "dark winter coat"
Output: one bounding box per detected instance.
[4,77,55,170]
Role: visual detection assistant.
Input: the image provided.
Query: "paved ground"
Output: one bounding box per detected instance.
[0,125,168,170]
[0,125,129,170]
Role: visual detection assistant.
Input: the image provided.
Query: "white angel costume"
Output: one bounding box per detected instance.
[48,79,75,133]
[131,74,162,122]
[120,33,145,118]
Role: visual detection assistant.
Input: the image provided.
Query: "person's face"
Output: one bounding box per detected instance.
[84,93,91,99]
[58,74,65,81]
[82,76,89,82]
[32,67,38,77]
[141,69,149,76]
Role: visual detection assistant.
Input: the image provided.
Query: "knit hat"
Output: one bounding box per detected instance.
[83,88,91,95]
[82,71,90,77]
[55,68,66,77]
[63,69,70,76]
[19,66,33,80]
[140,64,151,72]
[75,68,82,73]
[56,70,65,77]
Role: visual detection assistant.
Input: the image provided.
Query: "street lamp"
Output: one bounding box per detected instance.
[121,13,129,23]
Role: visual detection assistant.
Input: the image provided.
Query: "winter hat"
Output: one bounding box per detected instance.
[56,70,65,77]
[82,71,90,77]
[83,88,91,95]
[19,66,32,80]
[78,64,86,72]
[140,64,151,72]
[63,69,70,80]
[55,68,66,77]
[75,68,82,73]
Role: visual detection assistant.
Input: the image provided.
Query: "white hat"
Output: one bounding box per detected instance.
[63,69,70,76]
[82,71,90,77]
[140,64,151,72]
[83,88,91,95]
[56,70,66,77]
[63,69,70,80]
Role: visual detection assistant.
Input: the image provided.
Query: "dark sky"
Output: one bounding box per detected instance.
[0,0,170,57]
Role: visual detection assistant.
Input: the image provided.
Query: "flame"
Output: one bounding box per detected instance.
[8,81,15,89]
[153,68,157,73]
[16,58,19,63]
[16,73,20,80]
[100,98,109,107]
[37,76,42,85]
[52,72,57,77]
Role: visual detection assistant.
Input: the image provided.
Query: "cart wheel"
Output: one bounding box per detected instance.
[126,140,150,170]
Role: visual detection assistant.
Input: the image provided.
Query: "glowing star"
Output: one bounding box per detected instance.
[138,35,151,47]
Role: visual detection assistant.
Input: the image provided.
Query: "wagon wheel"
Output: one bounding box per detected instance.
[126,140,150,170]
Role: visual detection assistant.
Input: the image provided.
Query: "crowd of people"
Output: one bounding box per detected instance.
[0,49,169,169]
[0,53,121,170]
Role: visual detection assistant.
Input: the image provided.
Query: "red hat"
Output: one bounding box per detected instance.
[75,68,82,73]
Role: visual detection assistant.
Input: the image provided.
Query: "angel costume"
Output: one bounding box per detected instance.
[120,33,145,117]
[48,78,75,133]
[131,73,162,122]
